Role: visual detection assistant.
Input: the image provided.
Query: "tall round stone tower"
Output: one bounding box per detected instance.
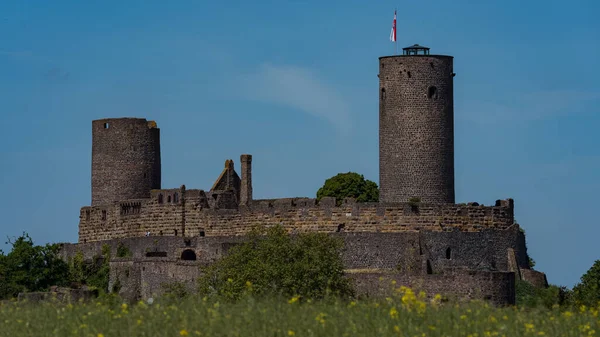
[379,44,455,204]
[91,118,161,206]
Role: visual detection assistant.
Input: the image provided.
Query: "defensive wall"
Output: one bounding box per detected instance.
[60,226,531,304]
[78,191,515,243]
[62,231,524,305]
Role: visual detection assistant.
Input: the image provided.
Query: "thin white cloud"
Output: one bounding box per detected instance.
[238,64,353,135]
[460,90,600,124]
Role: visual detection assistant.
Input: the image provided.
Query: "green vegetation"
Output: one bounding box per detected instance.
[3,232,600,337]
[68,245,111,293]
[116,242,132,258]
[0,233,70,299]
[573,259,600,306]
[197,225,353,300]
[1,289,599,337]
[316,172,378,206]
[515,280,571,309]
[0,233,113,299]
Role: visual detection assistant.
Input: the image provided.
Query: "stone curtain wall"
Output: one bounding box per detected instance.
[75,232,524,303]
[65,229,529,279]
[379,55,455,204]
[79,194,515,243]
[349,270,516,306]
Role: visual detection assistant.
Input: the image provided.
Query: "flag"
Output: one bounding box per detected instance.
[390,10,397,42]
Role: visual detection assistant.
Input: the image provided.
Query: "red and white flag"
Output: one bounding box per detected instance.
[390,10,397,42]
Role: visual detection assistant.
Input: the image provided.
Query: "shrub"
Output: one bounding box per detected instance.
[68,244,111,293]
[516,280,571,308]
[116,242,132,258]
[197,225,354,300]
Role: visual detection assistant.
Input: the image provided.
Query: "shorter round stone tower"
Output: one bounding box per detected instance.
[91,118,161,206]
[379,44,455,204]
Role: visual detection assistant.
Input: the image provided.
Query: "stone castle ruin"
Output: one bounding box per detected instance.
[59,45,546,304]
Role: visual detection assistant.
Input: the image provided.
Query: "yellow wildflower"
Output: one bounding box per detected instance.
[390,307,398,319]
[180,330,189,336]
[315,313,326,326]
[288,330,295,336]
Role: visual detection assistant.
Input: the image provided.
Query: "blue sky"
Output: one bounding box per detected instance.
[0,0,598,288]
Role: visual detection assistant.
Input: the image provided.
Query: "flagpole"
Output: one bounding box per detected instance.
[395,8,397,55]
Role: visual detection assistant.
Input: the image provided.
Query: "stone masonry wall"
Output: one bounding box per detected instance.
[63,228,528,304]
[379,55,455,204]
[63,228,529,278]
[91,118,161,206]
[349,270,516,306]
[78,194,515,244]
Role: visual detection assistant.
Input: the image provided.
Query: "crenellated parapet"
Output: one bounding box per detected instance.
[78,194,515,243]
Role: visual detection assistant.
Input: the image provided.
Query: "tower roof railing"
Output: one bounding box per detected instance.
[402,44,430,55]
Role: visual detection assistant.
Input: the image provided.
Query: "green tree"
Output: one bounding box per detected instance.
[316,172,378,206]
[573,259,600,306]
[197,225,354,300]
[0,233,70,299]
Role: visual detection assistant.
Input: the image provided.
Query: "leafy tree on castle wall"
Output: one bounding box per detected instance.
[316,172,379,206]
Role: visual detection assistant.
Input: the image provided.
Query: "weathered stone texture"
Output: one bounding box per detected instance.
[91,118,161,206]
[379,55,455,204]
[17,286,99,303]
[349,270,515,306]
[240,154,252,206]
[78,196,515,243]
[63,231,527,303]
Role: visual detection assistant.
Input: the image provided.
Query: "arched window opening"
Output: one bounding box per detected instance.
[174,229,178,236]
[337,224,345,232]
[167,195,172,203]
[426,260,433,274]
[381,88,386,100]
[446,247,452,259]
[427,86,438,99]
[104,123,109,129]
[158,194,163,204]
[181,249,197,261]
[173,192,179,203]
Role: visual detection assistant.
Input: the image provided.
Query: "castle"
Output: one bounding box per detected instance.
[59,44,546,304]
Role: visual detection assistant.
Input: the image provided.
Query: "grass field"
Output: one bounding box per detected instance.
[0,286,598,337]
